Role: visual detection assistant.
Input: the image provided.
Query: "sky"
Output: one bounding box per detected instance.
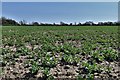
[0,2,1,17]
[2,2,118,23]
[1,0,120,2]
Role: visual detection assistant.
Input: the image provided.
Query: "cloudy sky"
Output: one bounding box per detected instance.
[2,2,118,23]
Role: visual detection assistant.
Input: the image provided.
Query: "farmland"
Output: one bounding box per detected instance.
[1,26,119,80]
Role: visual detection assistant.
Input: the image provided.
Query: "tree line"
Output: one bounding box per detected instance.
[1,17,120,26]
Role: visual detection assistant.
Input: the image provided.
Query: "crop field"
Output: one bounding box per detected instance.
[1,26,119,80]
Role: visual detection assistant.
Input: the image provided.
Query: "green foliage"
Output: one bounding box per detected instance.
[30,61,40,74]
[41,53,58,68]
[103,48,118,61]
[2,26,118,79]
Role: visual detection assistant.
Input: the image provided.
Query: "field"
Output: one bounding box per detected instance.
[1,26,119,80]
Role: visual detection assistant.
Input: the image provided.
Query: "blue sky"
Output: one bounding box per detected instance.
[2,2,118,23]
[1,0,120,2]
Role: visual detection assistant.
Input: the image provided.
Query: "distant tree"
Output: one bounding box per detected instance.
[69,23,73,26]
[98,22,104,26]
[2,17,19,26]
[53,23,56,26]
[1,17,120,26]
[60,21,64,26]
[115,21,120,26]
[32,22,39,26]
[83,21,94,26]
[19,20,27,26]
[60,22,69,26]
[74,22,76,26]
[78,22,82,26]
[107,22,114,26]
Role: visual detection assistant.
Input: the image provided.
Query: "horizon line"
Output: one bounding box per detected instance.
[1,16,119,24]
